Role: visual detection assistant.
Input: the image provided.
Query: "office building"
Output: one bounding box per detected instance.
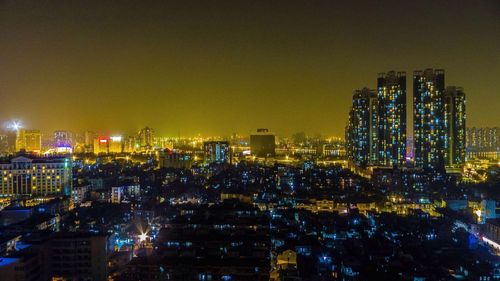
[203,141,230,164]
[377,71,407,166]
[250,129,276,157]
[109,136,123,153]
[413,69,446,170]
[93,137,109,154]
[346,88,378,167]
[0,156,72,197]
[443,86,466,166]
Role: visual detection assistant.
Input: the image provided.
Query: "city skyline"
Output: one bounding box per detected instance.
[1,1,499,136]
[0,2,498,279]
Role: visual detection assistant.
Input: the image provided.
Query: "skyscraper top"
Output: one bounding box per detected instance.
[414,68,445,77]
[377,71,406,80]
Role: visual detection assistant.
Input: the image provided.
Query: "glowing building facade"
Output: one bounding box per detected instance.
[0,156,72,197]
[93,137,110,154]
[413,69,446,170]
[377,71,407,167]
[203,141,230,164]
[346,88,378,167]
[93,136,123,154]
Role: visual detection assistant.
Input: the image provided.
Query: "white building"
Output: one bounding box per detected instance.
[0,156,72,197]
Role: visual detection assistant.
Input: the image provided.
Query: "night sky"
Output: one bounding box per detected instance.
[0,0,498,137]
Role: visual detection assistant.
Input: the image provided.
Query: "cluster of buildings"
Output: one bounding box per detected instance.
[346,69,467,171]
[466,127,499,160]
[0,126,157,156]
[0,142,496,280]
[0,68,497,280]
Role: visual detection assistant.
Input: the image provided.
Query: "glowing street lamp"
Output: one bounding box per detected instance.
[475,209,482,223]
[138,232,148,242]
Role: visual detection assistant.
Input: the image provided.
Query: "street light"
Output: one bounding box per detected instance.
[139,232,148,242]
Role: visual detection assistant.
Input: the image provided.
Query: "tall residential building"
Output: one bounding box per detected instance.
[413,69,446,170]
[0,156,72,197]
[203,141,230,164]
[138,126,155,150]
[377,71,407,167]
[346,88,378,167]
[443,86,466,166]
[250,129,276,157]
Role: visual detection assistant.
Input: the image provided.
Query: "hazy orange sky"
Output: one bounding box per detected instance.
[0,0,499,137]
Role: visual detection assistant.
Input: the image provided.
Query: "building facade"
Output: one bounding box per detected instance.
[443,86,466,166]
[413,69,446,170]
[250,129,276,157]
[466,127,499,160]
[16,129,42,153]
[0,135,8,156]
[346,88,378,167]
[0,156,72,197]
[49,233,108,281]
[203,141,230,164]
[377,71,407,167]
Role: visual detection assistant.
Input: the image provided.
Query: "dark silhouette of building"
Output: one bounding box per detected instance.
[250,129,276,157]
